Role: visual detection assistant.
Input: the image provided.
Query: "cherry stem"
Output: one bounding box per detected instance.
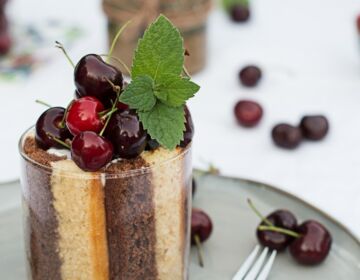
[98,108,111,117]
[247,199,273,226]
[107,20,131,64]
[194,235,204,267]
[258,225,301,239]
[35,99,52,108]
[59,101,72,129]
[99,81,121,136]
[101,108,118,120]
[55,41,75,68]
[46,132,70,149]
[100,54,131,75]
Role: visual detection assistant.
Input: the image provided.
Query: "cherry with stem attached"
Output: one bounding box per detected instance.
[191,208,213,267]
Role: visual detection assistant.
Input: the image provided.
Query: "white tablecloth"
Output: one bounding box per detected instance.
[2,0,360,238]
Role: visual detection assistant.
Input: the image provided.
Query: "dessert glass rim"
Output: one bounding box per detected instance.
[19,126,191,179]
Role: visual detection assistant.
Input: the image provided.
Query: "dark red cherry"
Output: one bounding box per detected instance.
[0,30,11,55]
[289,220,332,265]
[257,210,297,251]
[71,131,113,172]
[356,15,360,33]
[230,5,250,22]
[35,107,73,150]
[300,115,329,140]
[66,96,105,136]
[180,106,194,147]
[234,100,263,127]
[239,65,262,87]
[191,208,213,244]
[74,54,123,108]
[272,123,302,149]
[104,110,147,159]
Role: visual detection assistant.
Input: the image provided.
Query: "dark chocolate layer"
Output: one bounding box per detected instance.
[104,159,157,280]
[22,137,63,280]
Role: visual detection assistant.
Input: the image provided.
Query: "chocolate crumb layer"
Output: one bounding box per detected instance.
[22,137,62,280]
[104,159,157,280]
[23,137,66,167]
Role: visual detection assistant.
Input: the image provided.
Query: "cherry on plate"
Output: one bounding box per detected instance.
[74,54,123,107]
[272,123,302,149]
[191,208,213,244]
[71,131,113,172]
[104,110,147,159]
[300,115,329,141]
[257,210,297,251]
[234,100,263,127]
[239,65,262,87]
[191,208,213,267]
[66,96,105,136]
[35,107,73,150]
[289,220,332,265]
[230,5,250,22]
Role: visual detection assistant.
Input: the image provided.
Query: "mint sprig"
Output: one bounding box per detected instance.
[119,15,200,150]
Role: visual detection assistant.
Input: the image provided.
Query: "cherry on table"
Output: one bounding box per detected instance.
[234,100,263,127]
[272,123,302,149]
[35,107,73,150]
[257,210,297,251]
[104,110,147,159]
[239,65,262,87]
[74,54,123,108]
[230,5,250,22]
[180,106,194,148]
[289,220,332,265]
[356,14,360,33]
[0,30,11,55]
[300,115,329,141]
[66,96,105,136]
[71,131,113,172]
[191,208,213,267]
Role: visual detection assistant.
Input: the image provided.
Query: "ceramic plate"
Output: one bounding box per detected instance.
[0,174,359,279]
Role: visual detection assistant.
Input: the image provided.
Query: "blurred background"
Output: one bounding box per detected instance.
[1,0,360,239]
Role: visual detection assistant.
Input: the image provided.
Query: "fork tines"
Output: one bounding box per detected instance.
[232,246,277,280]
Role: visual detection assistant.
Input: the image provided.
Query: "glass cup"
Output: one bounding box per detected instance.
[19,128,192,280]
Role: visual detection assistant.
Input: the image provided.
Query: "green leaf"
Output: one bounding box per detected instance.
[138,102,185,149]
[155,74,200,107]
[131,15,184,80]
[119,75,156,111]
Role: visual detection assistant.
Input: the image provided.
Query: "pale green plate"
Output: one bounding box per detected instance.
[0,174,359,279]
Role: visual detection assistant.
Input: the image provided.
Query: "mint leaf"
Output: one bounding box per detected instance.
[138,102,185,149]
[155,74,200,107]
[119,75,156,111]
[131,15,184,80]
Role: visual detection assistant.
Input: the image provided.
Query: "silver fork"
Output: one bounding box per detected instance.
[232,245,277,280]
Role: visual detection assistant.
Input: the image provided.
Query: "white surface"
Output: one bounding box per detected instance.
[1,0,360,238]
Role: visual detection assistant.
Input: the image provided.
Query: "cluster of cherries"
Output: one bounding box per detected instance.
[249,200,332,265]
[234,65,329,149]
[35,52,194,171]
[0,0,11,55]
[272,115,329,149]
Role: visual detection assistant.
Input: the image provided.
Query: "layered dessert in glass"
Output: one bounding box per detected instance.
[18,15,199,280]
